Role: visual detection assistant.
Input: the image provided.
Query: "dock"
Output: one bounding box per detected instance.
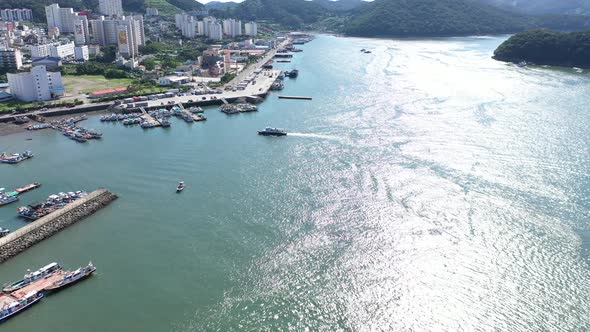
[10,272,64,300]
[0,189,118,264]
[278,96,313,100]
[140,108,161,127]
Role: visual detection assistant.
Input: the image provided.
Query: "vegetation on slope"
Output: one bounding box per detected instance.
[224,0,330,28]
[493,29,590,68]
[478,0,590,16]
[344,0,530,37]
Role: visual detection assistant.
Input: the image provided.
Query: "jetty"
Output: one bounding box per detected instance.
[0,189,117,264]
[140,108,161,128]
[278,96,313,100]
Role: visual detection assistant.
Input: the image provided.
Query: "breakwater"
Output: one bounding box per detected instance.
[0,189,117,264]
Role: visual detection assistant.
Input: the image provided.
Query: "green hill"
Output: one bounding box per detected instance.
[230,0,328,28]
[493,29,590,68]
[344,0,531,37]
[478,0,590,16]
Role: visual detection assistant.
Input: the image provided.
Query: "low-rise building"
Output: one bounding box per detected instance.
[31,56,63,71]
[74,45,89,61]
[158,76,190,86]
[7,65,65,102]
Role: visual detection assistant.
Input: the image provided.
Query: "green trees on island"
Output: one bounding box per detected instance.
[493,29,590,68]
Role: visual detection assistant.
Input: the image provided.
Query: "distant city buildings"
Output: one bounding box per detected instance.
[1,9,33,22]
[176,15,252,40]
[222,19,242,38]
[244,22,257,37]
[99,0,123,17]
[45,4,89,35]
[7,65,64,102]
[0,48,23,70]
[90,16,145,58]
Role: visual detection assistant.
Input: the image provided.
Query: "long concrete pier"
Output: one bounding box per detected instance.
[0,189,118,264]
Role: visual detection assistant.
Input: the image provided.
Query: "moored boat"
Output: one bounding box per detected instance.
[176,181,186,193]
[0,227,9,237]
[0,292,43,323]
[258,127,287,136]
[15,182,41,194]
[2,263,62,293]
[45,262,96,292]
[0,195,19,207]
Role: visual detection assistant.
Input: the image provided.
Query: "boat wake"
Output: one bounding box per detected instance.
[288,133,341,141]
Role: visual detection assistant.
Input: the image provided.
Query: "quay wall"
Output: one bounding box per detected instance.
[0,189,118,264]
[0,104,111,123]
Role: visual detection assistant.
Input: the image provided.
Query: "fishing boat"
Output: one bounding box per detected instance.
[0,227,9,237]
[176,181,186,193]
[258,127,287,136]
[2,263,62,293]
[45,262,96,292]
[0,292,43,323]
[237,104,258,113]
[15,182,41,194]
[17,191,88,220]
[285,69,299,78]
[0,195,19,207]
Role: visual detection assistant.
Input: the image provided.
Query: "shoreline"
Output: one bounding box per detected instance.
[0,110,111,137]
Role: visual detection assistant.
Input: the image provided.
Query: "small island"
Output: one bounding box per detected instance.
[493,29,590,68]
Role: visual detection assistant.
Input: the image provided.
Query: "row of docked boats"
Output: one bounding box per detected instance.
[17,191,88,220]
[52,117,101,143]
[220,103,258,115]
[0,151,33,164]
[0,183,41,208]
[0,262,96,324]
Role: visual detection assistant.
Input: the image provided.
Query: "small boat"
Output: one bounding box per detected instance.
[0,195,19,207]
[0,292,43,323]
[2,262,62,293]
[258,127,287,136]
[176,181,186,193]
[363,50,372,54]
[285,69,299,78]
[45,262,96,292]
[0,227,9,237]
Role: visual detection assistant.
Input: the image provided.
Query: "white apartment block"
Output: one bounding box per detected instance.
[208,22,223,40]
[74,45,89,61]
[99,0,123,17]
[29,41,75,59]
[45,4,89,35]
[8,65,64,102]
[90,16,144,58]
[244,22,257,37]
[50,41,75,58]
[1,9,33,22]
[222,19,242,38]
[74,19,91,45]
[175,14,197,38]
[0,49,23,70]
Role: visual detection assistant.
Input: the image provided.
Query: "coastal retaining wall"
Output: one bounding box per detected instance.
[0,104,111,123]
[0,189,118,264]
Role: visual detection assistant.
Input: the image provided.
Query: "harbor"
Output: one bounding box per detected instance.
[0,189,117,264]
